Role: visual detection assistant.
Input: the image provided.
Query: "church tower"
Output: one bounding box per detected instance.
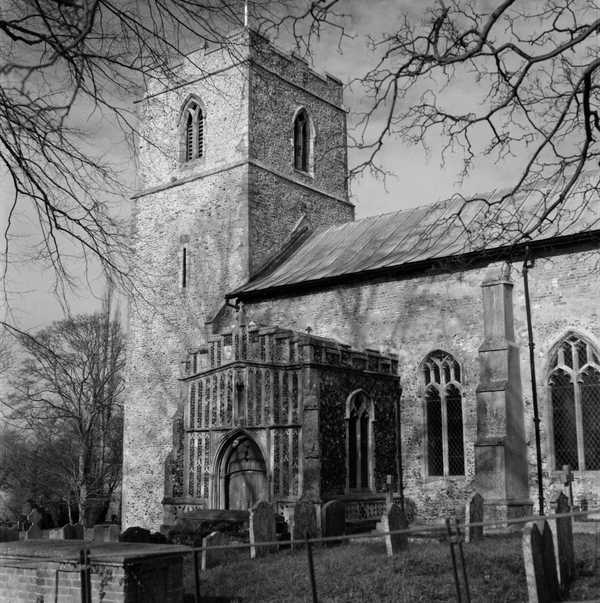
[122,29,353,529]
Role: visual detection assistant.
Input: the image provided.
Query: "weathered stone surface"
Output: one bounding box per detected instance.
[122,28,352,531]
[466,493,484,542]
[119,10,600,535]
[48,528,62,540]
[381,503,408,557]
[292,499,318,545]
[249,501,277,559]
[321,500,345,546]
[62,523,84,540]
[522,520,559,603]
[25,524,43,540]
[553,493,575,594]
[119,526,150,543]
[93,523,121,543]
[201,531,227,571]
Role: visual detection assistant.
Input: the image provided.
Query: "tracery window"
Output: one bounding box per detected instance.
[181,100,204,162]
[549,333,600,471]
[422,351,465,476]
[293,108,310,172]
[347,391,373,490]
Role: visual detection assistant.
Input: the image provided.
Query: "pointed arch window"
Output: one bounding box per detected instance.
[293,108,310,172]
[181,100,204,162]
[549,333,600,471]
[346,391,373,490]
[422,351,465,477]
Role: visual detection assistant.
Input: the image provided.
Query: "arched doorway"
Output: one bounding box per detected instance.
[223,436,268,510]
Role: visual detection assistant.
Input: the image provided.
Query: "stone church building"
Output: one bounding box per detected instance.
[122,28,600,531]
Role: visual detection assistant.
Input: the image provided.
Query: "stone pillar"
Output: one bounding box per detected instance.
[301,353,321,501]
[474,264,532,524]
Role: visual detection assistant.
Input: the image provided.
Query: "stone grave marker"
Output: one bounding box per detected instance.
[466,493,484,542]
[201,531,228,571]
[119,526,150,542]
[249,500,277,559]
[522,520,559,603]
[554,492,575,594]
[0,527,18,542]
[48,528,62,540]
[26,524,43,539]
[321,500,345,547]
[93,523,121,543]
[62,523,84,540]
[292,499,318,547]
[380,503,408,557]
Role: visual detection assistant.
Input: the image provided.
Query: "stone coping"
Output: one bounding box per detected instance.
[0,540,190,566]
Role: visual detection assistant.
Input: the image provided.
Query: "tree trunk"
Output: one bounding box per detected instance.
[78,451,87,527]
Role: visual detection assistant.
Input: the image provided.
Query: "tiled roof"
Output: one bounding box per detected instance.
[229,178,600,299]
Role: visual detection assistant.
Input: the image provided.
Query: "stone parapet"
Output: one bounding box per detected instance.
[184,324,398,377]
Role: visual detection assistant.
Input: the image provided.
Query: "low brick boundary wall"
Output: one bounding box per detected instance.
[0,540,190,602]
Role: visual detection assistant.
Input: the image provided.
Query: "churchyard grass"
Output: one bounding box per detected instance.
[190,533,527,602]
[189,532,600,602]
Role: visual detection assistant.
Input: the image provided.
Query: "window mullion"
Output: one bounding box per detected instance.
[573,371,585,470]
[356,411,362,487]
[441,387,449,477]
[192,111,198,159]
[571,343,585,471]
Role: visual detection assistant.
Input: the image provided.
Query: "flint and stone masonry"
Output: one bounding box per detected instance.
[123,29,353,528]
[123,25,600,531]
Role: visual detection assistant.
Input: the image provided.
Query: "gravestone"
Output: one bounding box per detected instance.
[93,523,121,543]
[249,501,277,559]
[26,524,43,539]
[522,520,559,603]
[63,523,84,540]
[467,493,484,542]
[292,499,318,547]
[321,500,345,547]
[554,493,575,594]
[119,526,150,543]
[380,503,408,557]
[201,531,228,571]
[0,527,18,542]
[48,528,62,540]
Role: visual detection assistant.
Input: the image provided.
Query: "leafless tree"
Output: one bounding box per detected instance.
[3,305,125,525]
[351,0,600,248]
[0,0,346,323]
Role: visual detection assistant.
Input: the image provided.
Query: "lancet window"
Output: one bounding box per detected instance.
[181,99,204,162]
[293,108,310,172]
[347,390,373,490]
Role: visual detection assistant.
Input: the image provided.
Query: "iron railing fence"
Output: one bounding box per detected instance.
[2,508,600,603]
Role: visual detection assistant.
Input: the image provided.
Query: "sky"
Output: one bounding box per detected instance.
[2,0,525,331]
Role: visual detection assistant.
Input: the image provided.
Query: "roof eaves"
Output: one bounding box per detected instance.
[226,229,600,302]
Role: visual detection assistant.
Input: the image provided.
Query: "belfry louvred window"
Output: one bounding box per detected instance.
[182,100,204,162]
[550,333,600,471]
[422,351,465,477]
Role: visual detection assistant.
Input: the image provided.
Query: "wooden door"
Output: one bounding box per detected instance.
[224,438,267,510]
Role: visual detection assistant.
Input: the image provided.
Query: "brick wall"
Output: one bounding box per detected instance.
[241,248,600,518]
[0,542,186,603]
